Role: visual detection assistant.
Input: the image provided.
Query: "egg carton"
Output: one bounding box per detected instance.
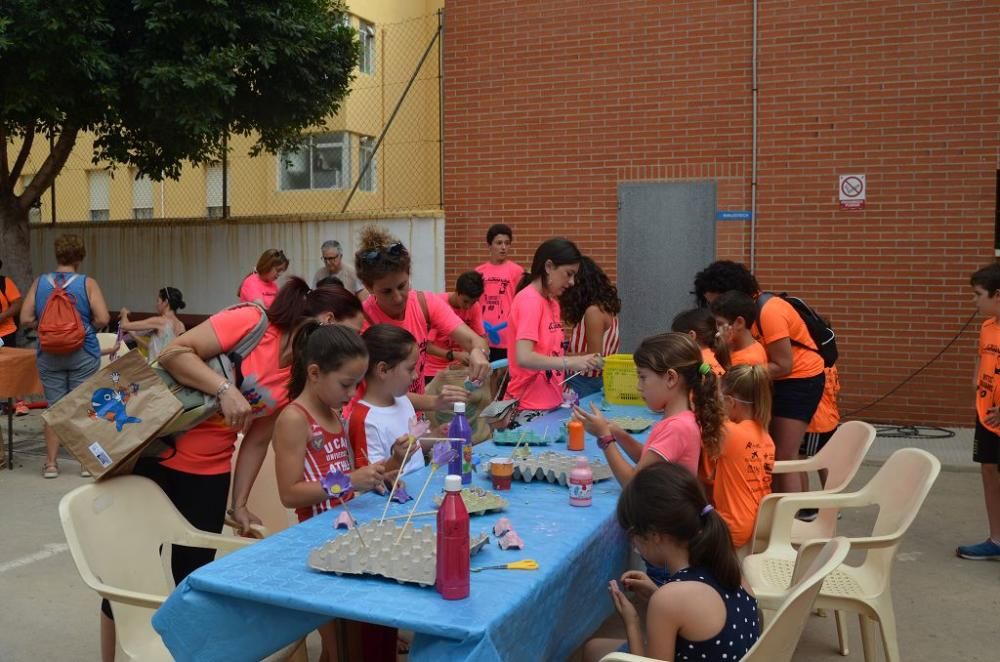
[492,429,554,446]
[432,487,508,515]
[511,451,614,486]
[611,416,656,433]
[309,521,492,587]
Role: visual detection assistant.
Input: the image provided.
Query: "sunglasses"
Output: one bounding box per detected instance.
[361,242,407,265]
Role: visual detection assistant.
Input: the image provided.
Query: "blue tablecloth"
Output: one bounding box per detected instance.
[153,397,656,661]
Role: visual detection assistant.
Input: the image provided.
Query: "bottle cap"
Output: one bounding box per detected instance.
[453,402,466,414]
[444,474,463,492]
[575,456,589,467]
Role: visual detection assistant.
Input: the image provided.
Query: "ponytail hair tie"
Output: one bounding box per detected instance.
[700,504,714,517]
[698,362,711,376]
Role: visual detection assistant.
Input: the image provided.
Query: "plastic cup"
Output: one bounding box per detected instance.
[490,457,514,491]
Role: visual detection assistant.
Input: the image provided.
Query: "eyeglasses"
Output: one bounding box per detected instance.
[723,393,753,405]
[322,254,341,262]
[361,242,407,265]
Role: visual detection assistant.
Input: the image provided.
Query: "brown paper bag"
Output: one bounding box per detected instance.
[42,350,184,479]
[425,364,494,443]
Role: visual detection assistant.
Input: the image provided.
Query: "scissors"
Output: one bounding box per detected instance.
[470,559,539,572]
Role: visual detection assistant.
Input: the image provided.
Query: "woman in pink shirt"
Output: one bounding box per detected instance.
[354,226,490,412]
[506,238,601,419]
[238,248,289,308]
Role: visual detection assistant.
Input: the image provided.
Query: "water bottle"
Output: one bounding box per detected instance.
[436,474,470,599]
[569,456,593,507]
[447,402,473,484]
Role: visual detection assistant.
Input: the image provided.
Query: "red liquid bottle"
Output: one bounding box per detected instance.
[436,474,470,600]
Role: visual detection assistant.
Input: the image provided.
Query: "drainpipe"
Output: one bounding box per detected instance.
[750,0,759,271]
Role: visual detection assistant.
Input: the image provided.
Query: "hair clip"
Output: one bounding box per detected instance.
[698,362,711,375]
[700,504,714,517]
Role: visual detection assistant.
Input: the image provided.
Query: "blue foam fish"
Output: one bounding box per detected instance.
[91,387,143,432]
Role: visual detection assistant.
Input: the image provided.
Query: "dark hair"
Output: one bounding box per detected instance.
[486,223,513,245]
[693,260,760,306]
[255,248,289,275]
[362,324,418,375]
[316,275,345,289]
[970,263,1000,295]
[709,290,758,328]
[559,255,621,327]
[721,364,773,429]
[288,321,368,399]
[159,286,186,312]
[633,332,725,458]
[455,271,485,299]
[266,277,364,332]
[671,307,731,370]
[354,226,411,287]
[617,462,741,590]
[54,234,86,265]
[517,237,582,293]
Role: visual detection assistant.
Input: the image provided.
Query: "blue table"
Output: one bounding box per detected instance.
[153,397,655,661]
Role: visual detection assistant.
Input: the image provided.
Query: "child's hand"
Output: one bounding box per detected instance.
[353,463,388,494]
[434,385,469,411]
[572,402,611,438]
[391,434,415,463]
[621,570,657,605]
[383,470,403,491]
[608,579,640,626]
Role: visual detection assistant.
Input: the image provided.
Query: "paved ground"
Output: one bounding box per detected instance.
[1,411,998,661]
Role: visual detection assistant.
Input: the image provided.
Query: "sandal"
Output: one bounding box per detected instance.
[43,463,60,479]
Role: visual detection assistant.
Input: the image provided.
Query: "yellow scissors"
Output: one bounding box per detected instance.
[470,559,539,572]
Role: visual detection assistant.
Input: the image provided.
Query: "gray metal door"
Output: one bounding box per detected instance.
[617,181,717,352]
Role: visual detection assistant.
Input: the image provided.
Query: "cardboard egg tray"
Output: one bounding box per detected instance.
[432,487,508,515]
[611,416,656,433]
[492,429,561,446]
[309,521,492,587]
[511,451,613,486]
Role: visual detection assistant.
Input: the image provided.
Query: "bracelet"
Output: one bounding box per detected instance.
[446,349,455,361]
[226,504,245,517]
[597,433,616,451]
[216,381,232,398]
[562,357,569,372]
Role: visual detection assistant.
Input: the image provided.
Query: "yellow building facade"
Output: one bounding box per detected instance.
[16,0,444,223]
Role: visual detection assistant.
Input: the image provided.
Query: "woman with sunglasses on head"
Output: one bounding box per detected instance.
[355,226,491,411]
[238,248,290,308]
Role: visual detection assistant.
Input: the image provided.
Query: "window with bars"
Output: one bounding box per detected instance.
[132,171,154,219]
[88,170,110,221]
[359,135,377,192]
[360,21,376,75]
[278,133,350,191]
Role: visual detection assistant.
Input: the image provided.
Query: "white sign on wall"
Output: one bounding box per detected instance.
[839,174,866,210]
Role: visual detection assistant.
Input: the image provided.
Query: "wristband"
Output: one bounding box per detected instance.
[597,433,616,450]
[562,357,569,372]
[446,349,455,361]
[216,381,232,398]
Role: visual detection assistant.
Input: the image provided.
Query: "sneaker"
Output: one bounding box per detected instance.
[956,538,1000,560]
[79,468,92,478]
[42,463,59,479]
[795,508,819,522]
[14,400,29,416]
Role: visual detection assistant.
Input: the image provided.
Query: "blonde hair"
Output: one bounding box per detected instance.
[721,364,773,429]
[634,332,726,458]
[54,234,86,265]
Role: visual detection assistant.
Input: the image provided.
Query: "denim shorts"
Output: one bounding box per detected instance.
[36,348,100,404]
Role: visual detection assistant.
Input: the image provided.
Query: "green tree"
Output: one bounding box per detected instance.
[0,0,358,290]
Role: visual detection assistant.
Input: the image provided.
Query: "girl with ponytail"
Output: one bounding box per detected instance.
[583,462,760,662]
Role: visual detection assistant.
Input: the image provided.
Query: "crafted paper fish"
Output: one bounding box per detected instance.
[483,321,508,347]
[89,387,142,432]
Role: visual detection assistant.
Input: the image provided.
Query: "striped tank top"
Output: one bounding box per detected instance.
[290,402,356,522]
[568,311,620,377]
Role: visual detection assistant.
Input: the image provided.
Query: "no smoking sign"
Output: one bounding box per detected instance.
[839,174,866,210]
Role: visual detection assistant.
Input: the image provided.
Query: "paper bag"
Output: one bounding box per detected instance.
[425,365,494,443]
[43,350,184,479]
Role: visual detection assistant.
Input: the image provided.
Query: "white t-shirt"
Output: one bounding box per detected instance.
[312,264,364,294]
[348,395,426,475]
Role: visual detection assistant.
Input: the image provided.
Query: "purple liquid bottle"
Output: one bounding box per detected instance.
[447,402,473,484]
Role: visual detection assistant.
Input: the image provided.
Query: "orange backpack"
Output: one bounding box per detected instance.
[38,274,86,354]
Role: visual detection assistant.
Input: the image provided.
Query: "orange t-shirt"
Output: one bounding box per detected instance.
[713,419,775,548]
[0,276,22,338]
[975,319,1000,433]
[808,366,841,433]
[729,341,768,368]
[160,307,290,475]
[701,347,725,376]
[753,296,824,380]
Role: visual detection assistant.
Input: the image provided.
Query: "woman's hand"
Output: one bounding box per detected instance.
[568,353,602,374]
[433,384,470,411]
[229,505,263,536]
[621,570,658,605]
[119,307,131,319]
[609,580,640,627]
[467,347,491,383]
[219,385,254,433]
[454,350,470,366]
[572,402,612,438]
[352,463,388,494]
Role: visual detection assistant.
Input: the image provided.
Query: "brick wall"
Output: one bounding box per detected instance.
[443,0,1000,426]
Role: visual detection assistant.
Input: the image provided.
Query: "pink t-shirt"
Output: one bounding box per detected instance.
[362,290,463,394]
[475,260,524,348]
[641,410,701,477]
[238,272,279,308]
[506,285,565,410]
[161,306,291,475]
[423,292,486,378]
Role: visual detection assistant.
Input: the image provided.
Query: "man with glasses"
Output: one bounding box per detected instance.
[313,239,368,300]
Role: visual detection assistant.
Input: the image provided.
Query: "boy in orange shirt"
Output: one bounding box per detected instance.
[709,290,767,367]
[957,263,1000,560]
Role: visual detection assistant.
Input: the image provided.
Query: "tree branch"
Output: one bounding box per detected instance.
[0,125,9,186]
[9,126,36,186]
[19,126,78,211]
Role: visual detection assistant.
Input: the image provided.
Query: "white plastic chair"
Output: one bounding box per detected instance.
[742,448,941,662]
[751,420,877,554]
[599,538,851,662]
[97,332,134,368]
[59,475,300,661]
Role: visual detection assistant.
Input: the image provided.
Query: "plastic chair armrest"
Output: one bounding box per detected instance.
[175,529,253,555]
[751,494,780,554]
[770,457,821,474]
[94,583,167,610]
[599,653,653,662]
[224,516,269,539]
[790,538,837,585]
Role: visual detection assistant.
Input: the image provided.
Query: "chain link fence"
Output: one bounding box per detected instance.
[18,11,443,224]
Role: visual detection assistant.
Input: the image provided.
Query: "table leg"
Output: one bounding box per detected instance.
[7,397,13,470]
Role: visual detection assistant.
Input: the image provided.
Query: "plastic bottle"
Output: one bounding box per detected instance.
[568,456,594,507]
[436,474,470,599]
[447,402,473,484]
[567,419,585,451]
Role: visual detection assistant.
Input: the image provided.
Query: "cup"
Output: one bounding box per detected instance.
[490,457,514,491]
